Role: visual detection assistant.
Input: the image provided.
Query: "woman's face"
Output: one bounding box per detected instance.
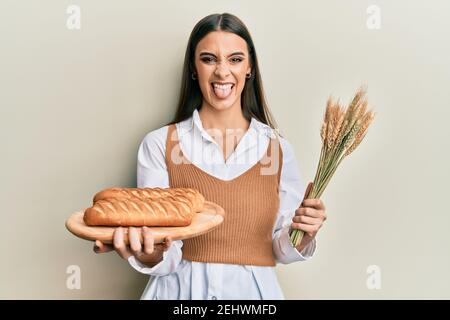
[194,31,252,111]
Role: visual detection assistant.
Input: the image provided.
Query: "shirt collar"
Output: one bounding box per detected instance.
[177,108,276,141]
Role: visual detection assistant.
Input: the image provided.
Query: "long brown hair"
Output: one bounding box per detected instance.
[167,13,278,130]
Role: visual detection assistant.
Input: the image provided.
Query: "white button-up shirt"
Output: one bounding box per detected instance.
[128,109,316,300]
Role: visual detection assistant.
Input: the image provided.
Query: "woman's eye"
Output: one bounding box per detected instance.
[200,57,243,64]
[201,57,215,63]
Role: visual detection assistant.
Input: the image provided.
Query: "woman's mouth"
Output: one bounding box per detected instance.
[211,82,235,100]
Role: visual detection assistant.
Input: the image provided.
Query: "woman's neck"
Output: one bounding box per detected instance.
[198,101,250,162]
[198,102,250,134]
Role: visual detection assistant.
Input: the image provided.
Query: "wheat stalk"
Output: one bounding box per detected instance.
[290,87,376,247]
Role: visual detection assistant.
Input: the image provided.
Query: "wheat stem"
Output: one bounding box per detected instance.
[289,87,375,247]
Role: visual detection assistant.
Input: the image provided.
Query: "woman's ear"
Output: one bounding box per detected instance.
[191,60,197,75]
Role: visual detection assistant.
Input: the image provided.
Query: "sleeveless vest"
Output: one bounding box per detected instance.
[165,123,283,266]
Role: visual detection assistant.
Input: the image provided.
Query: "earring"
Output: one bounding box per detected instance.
[191,72,197,80]
[246,72,251,79]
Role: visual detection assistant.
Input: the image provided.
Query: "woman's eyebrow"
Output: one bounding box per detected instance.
[199,51,246,57]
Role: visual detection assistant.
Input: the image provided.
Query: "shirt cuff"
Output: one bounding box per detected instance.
[127,252,167,275]
[279,226,316,262]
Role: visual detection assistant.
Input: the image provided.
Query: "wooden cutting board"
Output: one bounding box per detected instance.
[65,201,225,244]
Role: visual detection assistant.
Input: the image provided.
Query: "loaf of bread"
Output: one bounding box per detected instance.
[92,187,205,212]
[84,187,205,227]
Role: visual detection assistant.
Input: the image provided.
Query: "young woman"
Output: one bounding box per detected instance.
[94,13,327,300]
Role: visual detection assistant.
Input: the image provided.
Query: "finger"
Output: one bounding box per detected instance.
[128,227,143,257]
[93,240,114,253]
[153,235,173,251]
[113,227,132,260]
[291,222,320,234]
[161,236,173,252]
[302,198,325,210]
[142,226,155,255]
[295,207,322,219]
[292,215,322,225]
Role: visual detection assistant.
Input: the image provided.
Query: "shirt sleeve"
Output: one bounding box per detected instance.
[128,126,184,276]
[272,137,317,264]
[127,240,184,276]
[137,126,170,188]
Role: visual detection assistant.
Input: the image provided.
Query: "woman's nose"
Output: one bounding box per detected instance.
[214,61,231,78]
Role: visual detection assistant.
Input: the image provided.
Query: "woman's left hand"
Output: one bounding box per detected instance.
[290,198,327,251]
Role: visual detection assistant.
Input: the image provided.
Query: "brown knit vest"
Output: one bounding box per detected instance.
[165,123,283,266]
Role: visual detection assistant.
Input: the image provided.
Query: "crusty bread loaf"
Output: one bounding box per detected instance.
[84,196,195,227]
[92,187,205,212]
[84,187,205,227]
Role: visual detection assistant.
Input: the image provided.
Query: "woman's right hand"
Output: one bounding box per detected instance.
[93,226,173,268]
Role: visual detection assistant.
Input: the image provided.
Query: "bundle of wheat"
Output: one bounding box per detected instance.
[290,87,376,247]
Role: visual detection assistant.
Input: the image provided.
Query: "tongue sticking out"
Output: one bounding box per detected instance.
[213,85,233,99]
